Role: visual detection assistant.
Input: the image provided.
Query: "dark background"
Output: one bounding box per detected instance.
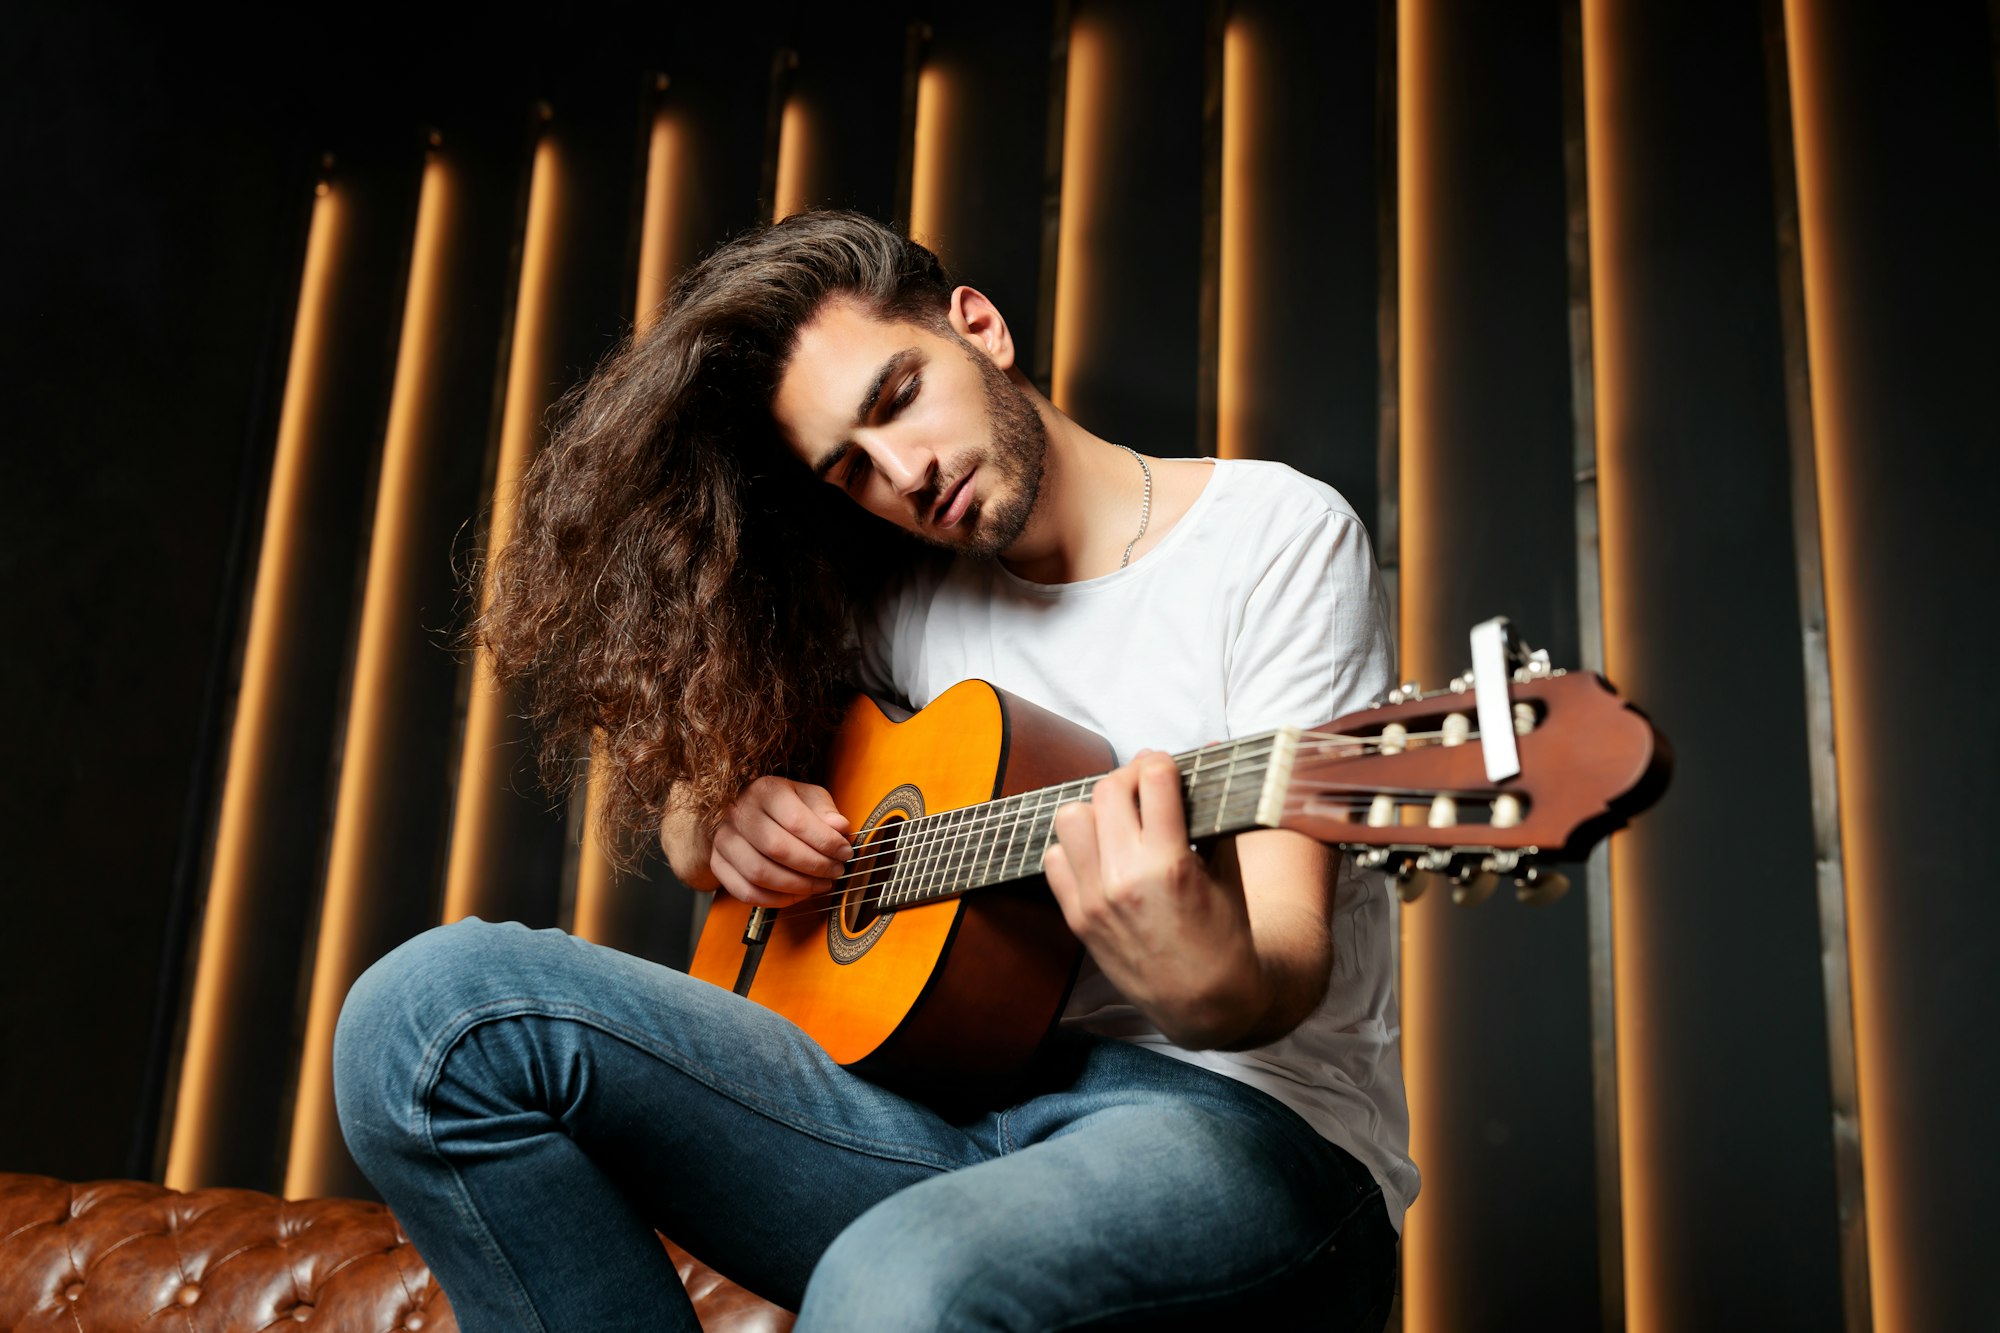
[4,2,1996,1329]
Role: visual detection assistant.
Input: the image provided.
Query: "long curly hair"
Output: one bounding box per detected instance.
[472,210,950,873]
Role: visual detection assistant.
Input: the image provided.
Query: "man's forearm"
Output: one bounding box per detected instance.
[1184,831,1335,1052]
[659,797,720,890]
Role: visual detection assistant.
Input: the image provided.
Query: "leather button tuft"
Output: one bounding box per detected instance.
[63,1283,83,1302]
[176,1283,201,1306]
[291,1304,313,1321]
[405,1315,425,1331]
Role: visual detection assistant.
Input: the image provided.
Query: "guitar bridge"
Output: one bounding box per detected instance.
[741,905,772,946]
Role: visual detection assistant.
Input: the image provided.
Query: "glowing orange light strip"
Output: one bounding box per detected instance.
[773,95,811,222]
[635,103,683,328]
[1051,15,1105,414]
[572,102,686,944]
[1394,0,1448,1326]
[910,62,951,249]
[1573,3,1655,1329]
[1216,17,1254,461]
[1781,1,1893,1324]
[166,182,344,1191]
[441,135,564,925]
[284,153,455,1198]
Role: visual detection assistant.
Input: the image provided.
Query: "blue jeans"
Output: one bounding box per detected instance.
[333,917,1396,1331]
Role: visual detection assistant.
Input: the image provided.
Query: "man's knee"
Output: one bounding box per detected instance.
[332,917,530,1162]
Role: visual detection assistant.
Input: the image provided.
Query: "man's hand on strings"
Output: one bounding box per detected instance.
[708,777,853,907]
[1042,750,1271,1049]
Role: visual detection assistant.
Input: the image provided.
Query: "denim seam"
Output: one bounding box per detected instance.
[408,996,965,1174]
[407,1006,555,1333]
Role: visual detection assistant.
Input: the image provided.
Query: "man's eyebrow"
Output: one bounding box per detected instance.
[810,346,922,482]
[853,347,921,427]
[811,440,853,482]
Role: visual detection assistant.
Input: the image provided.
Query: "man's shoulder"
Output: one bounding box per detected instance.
[1208,458,1368,544]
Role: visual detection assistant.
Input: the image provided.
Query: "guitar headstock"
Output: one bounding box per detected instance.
[1280,662,1669,907]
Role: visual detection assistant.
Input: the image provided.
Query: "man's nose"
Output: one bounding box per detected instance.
[868,437,935,496]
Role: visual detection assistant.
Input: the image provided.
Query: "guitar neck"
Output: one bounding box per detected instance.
[873,728,1305,911]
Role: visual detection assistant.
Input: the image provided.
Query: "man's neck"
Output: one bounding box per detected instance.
[998,404,1154,585]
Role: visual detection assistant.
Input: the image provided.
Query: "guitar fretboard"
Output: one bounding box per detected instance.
[869,729,1295,909]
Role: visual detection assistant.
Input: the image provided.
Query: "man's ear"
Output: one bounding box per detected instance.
[948,285,1016,371]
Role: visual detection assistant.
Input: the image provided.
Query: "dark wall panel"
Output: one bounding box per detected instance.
[0,6,306,1181]
[439,83,646,940]
[1589,1,1843,1325]
[776,5,917,222]
[1054,0,1208,456]
[910,0,1055,374]
[1785,1,2000,1327]
[1222,0,1380,532]
[1398,1,1600,1328]
[163,137,419,1192]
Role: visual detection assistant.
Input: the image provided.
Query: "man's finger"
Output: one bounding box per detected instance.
[1135,752,1190,849]
[1051,800,1102,894]
[1041,843,1090,936]
[717,825,835,892]
[711,854,808,908]
[770,787,853,862]
[800,783,854,834]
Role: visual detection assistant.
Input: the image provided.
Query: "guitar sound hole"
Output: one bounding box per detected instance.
[843,816,904,936]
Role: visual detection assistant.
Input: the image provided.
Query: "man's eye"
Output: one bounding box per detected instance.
[842,452,873,490]
[890,374,921,414]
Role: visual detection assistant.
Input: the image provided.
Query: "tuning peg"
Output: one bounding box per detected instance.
[1448,857,1500,907]
[1514,865,1570,905]
[1395,869,1428,904]
[1452,873,1500,908]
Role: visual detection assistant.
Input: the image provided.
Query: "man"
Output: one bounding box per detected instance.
[335,210,1414,1331]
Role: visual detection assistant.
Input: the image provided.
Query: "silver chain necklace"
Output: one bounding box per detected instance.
[1118,445,1154,568]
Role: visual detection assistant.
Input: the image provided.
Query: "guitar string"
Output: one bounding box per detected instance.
[750,792,1494,930]
[794,731,1503,907]
[744,786,1506,929]
[805,723,1497,888]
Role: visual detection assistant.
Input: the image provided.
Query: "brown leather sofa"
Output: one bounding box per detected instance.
[0,1173,792,1332]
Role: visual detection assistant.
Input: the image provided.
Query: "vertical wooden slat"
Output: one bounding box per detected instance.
[895,23,930,231]
[1585,1,1846,1327]
[569,78,707,968]
[1397,1,1600,1328]
[288,150,458,1199]
[1757,7,1869,1321]
[440,121,567,929]
[1050,0,1207,451]
[165,151,415,1192]
[906,4,1055,366]
[1780,1,2000,1326]
[1375,0,1401,609]
[1194,0,1226,460]
[761,49,797,224]
[1557,4,1624,1328]
[769,12,908,226]
[442,88,643,938]
[1213,2,1380,516]
[1032,1,1073,400]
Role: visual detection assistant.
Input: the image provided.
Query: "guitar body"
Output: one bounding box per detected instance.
[689,679,1117,1105]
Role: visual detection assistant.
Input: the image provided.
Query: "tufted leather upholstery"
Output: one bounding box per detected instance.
[0,1174,793,1333]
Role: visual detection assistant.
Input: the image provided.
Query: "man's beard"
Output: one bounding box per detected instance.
[919,343,1047,558]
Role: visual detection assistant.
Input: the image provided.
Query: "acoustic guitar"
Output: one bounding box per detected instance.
[690,649,1666,1104]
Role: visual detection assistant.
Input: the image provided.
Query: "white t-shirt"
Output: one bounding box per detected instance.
[853,456,1419,1231]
